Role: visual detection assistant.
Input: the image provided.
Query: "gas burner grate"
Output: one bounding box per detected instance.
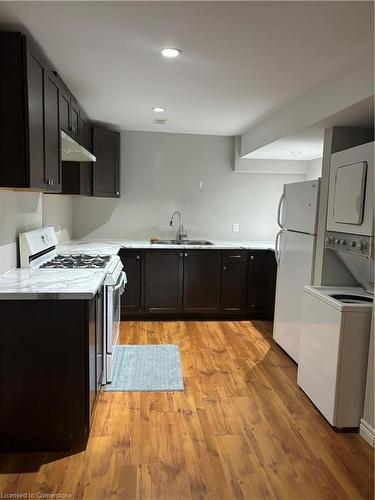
[40,254,112,269]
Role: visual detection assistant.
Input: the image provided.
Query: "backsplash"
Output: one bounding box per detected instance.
[0,191,73,273]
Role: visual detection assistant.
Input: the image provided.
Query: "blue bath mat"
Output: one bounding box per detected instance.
[105,344,184,392]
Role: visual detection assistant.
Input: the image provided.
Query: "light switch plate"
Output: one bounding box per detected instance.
[233,223,240,233]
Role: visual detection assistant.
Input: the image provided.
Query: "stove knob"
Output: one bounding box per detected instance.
[339,239,346,245]
[326,236,332,245]
[357,241,364,250]
[349,241,356,248]
[334,238,340,244]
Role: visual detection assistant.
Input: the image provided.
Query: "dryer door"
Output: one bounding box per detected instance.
[333,162,366,225]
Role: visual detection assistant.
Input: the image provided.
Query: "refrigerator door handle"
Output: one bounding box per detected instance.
[277,192,286,228]
[275,229,283,265]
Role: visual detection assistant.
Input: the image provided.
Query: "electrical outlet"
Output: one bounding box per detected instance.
[233,223,239,233]
[199,181,203,189]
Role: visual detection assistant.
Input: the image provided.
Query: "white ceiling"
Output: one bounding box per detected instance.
[0,1,373,135]
[245,95,375,161]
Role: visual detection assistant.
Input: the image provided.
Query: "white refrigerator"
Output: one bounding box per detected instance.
[273,179,320,363]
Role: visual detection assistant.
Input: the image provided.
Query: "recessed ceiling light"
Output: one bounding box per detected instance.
[290,150,303,157]
[160,48,182,58]
[152,106,166,113]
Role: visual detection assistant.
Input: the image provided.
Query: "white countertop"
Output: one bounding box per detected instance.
[56,239,275,254]
[0,268,106,300]
[0,239,274,299]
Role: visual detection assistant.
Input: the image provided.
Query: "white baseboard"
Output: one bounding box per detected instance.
[360,419,375,447]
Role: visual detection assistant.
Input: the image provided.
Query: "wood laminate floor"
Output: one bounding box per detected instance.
[0,320,373,500]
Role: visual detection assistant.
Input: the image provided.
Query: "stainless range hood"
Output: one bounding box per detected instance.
[61,130,96,162]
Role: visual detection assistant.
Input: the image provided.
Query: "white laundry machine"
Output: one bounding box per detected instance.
[297,286,373,428]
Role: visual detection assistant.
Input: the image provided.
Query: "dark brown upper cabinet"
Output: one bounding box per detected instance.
[44,69,61,192]
[183,250,222,313]
[92,127,121,198]
[58,82,80,142]
[0,32,61,191]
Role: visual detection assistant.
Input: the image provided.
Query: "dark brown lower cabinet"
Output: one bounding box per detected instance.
[145,251,184,313]
[0,291,103,452]
[221,262,248,313]
[120,249,276,320]
[248,250,277,318]
[120,250,142,314]
[183,250,222,313]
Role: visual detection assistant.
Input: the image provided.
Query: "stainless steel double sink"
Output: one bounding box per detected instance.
[152,240,213,245]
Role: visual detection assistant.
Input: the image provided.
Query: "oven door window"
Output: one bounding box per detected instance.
[333,161,367,225]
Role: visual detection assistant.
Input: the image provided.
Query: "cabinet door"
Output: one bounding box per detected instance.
[119,251,142,314]
[44,70,61,192]
[92,127,120,198]
[248,251,277,317]
[80,163,92,196]
[78,113,87,147]
[60,88,71,135]
[221,263,248,313]
[71,99,79,140]
[26,50,46,189]
[144,251,183,314]
[183,251,221,313]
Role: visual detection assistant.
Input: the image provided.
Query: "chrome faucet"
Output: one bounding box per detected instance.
[169,211,188,241]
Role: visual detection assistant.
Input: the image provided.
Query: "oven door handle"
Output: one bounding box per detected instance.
[114,271,126,294]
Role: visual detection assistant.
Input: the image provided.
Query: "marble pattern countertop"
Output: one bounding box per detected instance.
[0,268,106,300]
[0,239,275,299]
[56,239,275,255]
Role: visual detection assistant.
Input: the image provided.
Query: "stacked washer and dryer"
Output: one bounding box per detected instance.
[297,141,374,429]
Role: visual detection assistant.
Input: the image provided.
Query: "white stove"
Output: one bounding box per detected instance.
[19,227,126,384]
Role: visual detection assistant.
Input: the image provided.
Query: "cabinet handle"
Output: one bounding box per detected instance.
[223,266,227,271]
[229,255,242,259]
[251,304,255,308]
[115,191,120,195]
[179,253,183,257]
[250,255,254,260]
[136,255,140,260]
[184,253,188,257]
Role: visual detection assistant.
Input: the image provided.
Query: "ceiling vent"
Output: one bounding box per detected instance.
[153,118,167,125]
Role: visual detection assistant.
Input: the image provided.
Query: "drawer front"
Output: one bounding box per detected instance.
[223,250,247,264]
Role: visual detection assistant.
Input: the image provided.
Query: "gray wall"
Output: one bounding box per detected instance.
[73,131,305,241]
[0,191,73,273]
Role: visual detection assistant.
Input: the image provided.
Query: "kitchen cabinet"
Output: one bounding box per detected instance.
[144,251,183,313]
[78,111,89,148]
[44,69,61,192]
[0,291,103,452]
[59,83,79,141]
[183,250,222,313]
[221,250,248,313]
[119,250,142,314]
[121,248,275,320]
[61,162,92,196]
[0,32,61,192]
[248,250,277,317]
[92,127,121,198]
